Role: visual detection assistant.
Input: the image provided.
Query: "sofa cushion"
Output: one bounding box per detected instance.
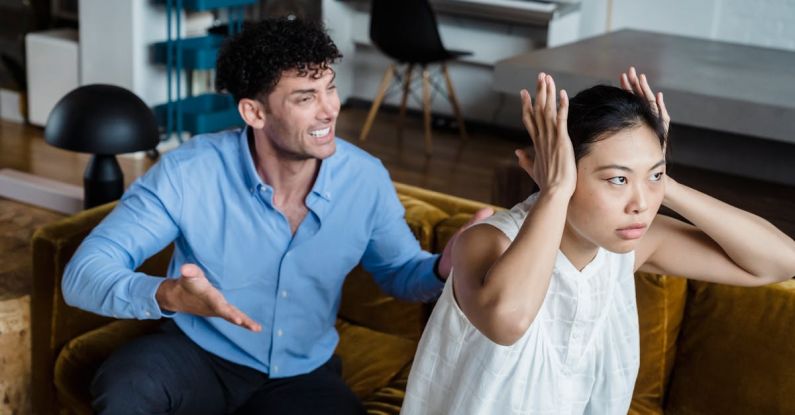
[54,319,161,415]
[338,266,431,341]
[55,317,418,413]
[361,363,413,415]
[337,195,449,340]
[398,194,449,251]
[664,279,795,415]
[433,213,473,254]
[335,319,418,400]
[630,273,688,414]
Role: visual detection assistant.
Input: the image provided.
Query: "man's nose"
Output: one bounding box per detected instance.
[318,94,339,120]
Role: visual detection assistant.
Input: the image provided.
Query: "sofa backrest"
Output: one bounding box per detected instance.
[31,183,497,385]
[630,273,688,414]
[662,279,795,414]
[337,184,499,340]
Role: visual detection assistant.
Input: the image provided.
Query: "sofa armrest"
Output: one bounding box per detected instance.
[31,203,117,415]
[664,279,795,414]
[31,202,173,415]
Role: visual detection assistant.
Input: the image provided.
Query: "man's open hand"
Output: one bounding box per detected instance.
[156,264,262,332]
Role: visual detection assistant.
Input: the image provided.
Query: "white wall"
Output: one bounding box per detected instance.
[580,0,795,52]
[80,0,215,107]
[323,0,562,127]
[326,0,795,131]
[80,0,173,106]
[714,0,795,51]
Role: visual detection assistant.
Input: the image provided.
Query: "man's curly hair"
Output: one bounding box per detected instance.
[215,17,342,103]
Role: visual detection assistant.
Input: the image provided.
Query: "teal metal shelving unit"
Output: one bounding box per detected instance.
[152,0,256,141]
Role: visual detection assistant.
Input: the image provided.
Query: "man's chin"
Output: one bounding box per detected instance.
[313,140,337,160]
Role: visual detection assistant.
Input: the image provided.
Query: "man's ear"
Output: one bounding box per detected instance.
[238,98,266,129]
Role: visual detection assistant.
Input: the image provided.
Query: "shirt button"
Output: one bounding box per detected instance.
[277,329,283,337]
[144,311,151,317]
[273,365,279,374]
[281,290,288,298]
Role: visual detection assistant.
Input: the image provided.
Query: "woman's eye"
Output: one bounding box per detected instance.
[608,176,627,185]
[650,172,664,181]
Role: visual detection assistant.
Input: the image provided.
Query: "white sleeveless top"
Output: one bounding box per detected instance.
[402,194,640,415]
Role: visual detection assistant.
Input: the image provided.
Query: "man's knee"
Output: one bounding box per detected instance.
[91,344,175,414]
[90,329,221,415]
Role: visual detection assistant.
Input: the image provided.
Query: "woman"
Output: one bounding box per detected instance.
[401,68,795,414]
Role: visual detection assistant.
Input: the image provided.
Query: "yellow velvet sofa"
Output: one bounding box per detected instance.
[31,182,795,414]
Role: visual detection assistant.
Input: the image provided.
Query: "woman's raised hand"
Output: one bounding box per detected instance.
[515,73,577,198]
[620,66,670,138]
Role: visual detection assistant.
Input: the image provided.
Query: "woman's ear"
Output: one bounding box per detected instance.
[238,98,266,129]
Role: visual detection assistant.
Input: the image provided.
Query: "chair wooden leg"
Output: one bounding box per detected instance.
[397,64,415,133]
[422,66,433,155]
[359,64,395,142]
[442,63,468,141]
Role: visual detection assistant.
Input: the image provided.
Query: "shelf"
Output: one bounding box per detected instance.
[153,93,243,135]
[151,35,226,70]
[154,0,257,12]
[152,0,253,138]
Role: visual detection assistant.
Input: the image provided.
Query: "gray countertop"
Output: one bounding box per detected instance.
[494,29,795,144]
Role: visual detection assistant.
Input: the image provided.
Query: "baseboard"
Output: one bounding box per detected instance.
[0,169,82,214]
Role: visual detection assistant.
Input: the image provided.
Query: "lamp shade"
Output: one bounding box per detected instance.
[45,84,159,154]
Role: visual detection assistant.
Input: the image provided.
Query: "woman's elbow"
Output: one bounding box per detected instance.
[482,310,534,346]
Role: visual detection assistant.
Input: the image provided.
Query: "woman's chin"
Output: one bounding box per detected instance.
[602,238,641,254]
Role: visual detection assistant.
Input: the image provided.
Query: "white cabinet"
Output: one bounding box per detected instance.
[25,29,79,126]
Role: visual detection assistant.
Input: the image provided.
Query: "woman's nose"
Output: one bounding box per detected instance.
[627,185,648,214]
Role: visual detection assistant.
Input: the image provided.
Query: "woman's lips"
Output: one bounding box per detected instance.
[616,224,647,240]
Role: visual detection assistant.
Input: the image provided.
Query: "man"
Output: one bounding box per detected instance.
[62,17,489,415]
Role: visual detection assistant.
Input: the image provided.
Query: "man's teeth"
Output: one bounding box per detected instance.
[309,127,330,137]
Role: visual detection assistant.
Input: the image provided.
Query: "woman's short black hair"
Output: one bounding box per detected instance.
[215,17,343,103]
[567,85,667,162]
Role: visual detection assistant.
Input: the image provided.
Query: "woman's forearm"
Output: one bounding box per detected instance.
[664,178,795,281]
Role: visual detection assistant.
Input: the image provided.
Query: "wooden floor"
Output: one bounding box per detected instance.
[338,104,522,202]
[2,105,794,237]
[0,119,153,189]
[0,105,521,203]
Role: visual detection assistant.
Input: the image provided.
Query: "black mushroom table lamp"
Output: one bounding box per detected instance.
[45,84,160,209]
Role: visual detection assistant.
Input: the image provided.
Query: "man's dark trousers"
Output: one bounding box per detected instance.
[91,321,366,414]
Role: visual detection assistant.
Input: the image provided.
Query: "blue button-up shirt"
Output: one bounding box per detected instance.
[63,128,443,377]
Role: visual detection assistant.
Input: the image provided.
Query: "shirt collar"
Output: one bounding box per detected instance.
[311,153,333,202]
[239,127,264,194]
[238,126,335,201]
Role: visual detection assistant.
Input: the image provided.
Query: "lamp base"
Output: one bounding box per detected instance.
[84,154,124,209]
